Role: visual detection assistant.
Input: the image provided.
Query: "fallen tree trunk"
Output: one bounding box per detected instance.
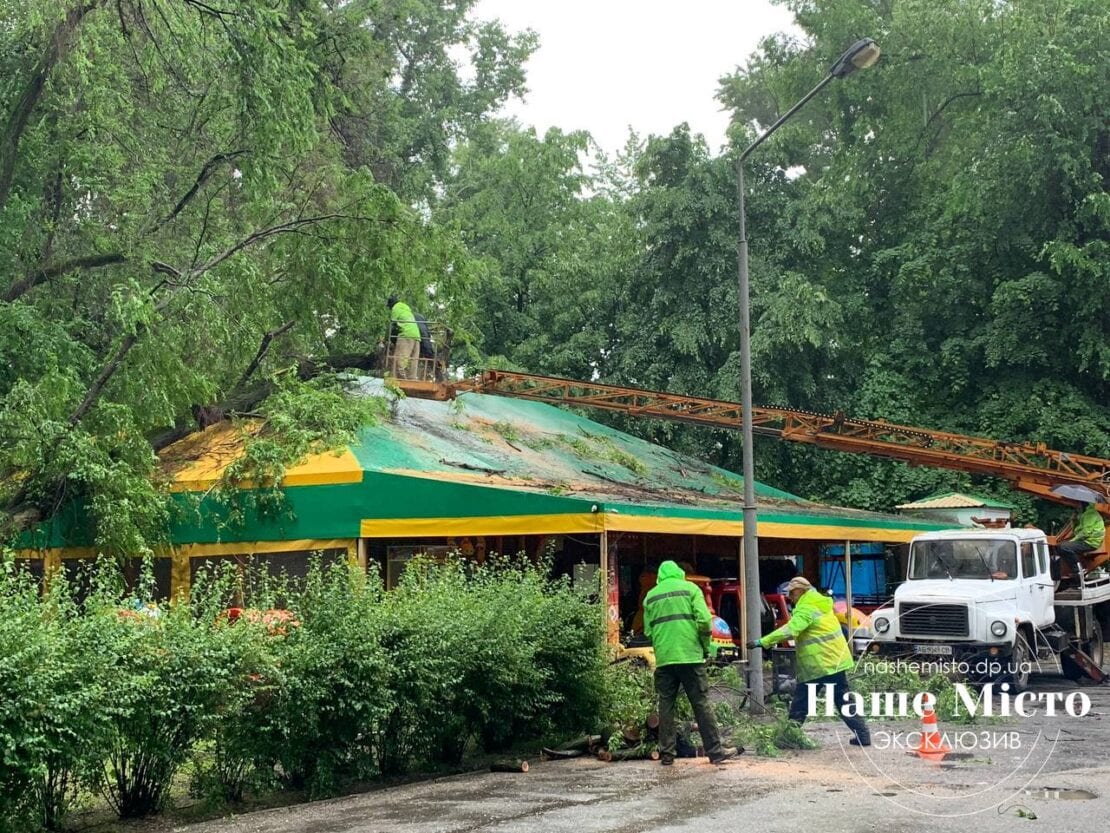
[542,747,587,760]
[490,759,529,773]
[597,745,659,763]
[550,734,602,752]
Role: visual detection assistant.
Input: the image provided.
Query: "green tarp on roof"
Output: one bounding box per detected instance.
[25,378,951,552]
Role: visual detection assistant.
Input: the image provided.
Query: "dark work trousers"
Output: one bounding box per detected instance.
[655,662,726,759]
[789,670,869,740]
[1058,540,1096,575]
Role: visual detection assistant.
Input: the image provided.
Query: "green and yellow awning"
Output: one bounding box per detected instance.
[23,378,949,555]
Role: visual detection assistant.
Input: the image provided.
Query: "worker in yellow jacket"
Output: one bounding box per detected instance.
[750,576,870,746]
[1058,500,1106,586]
[386,294,421,380]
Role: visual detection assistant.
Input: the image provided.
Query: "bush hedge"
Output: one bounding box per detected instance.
[0,554,608,830]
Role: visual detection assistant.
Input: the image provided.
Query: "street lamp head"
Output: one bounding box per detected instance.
[829,38,881,79]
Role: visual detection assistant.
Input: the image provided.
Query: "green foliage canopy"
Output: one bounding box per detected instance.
[0,1,533,551]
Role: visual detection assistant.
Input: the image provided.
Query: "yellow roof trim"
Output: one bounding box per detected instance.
[161,422,362,492]
[361,513,924,543]
[361,514,605,538]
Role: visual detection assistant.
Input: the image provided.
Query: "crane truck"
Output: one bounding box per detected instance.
[865,527,1108,690]
[399,370,1110,685]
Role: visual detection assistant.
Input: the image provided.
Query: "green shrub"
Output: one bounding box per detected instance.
[0,562,58,832]
[234,563,391,796]
[89,586,262,818]
[0,562,118,832]
[599,656,656,733]
[376,555,607,769]
[0,552,611,823]
[186,568,286,805]
[529,579,607,736]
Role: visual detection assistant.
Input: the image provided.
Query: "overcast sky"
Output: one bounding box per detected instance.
[472,0,799,156]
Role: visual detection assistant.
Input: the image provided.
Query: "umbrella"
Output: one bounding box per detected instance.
[1050,484,1107,504]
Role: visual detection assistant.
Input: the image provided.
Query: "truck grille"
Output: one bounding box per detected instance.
[899,603,969,638]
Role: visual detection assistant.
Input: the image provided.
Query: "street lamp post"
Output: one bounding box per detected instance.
[736,38,880,710]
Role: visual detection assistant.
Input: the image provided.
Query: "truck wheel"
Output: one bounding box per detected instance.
[1009,633,1032,692]
[1062,620,1103,682]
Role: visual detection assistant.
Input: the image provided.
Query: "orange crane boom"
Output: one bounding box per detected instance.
[436,370,1110,511]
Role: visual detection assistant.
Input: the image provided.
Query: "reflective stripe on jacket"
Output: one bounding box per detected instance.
[643,560,711,667]
[759,588,852,682]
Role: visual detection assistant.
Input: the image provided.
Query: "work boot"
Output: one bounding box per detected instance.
[660,754,674,766]
[709,745,741,764]
[849,728,872,747]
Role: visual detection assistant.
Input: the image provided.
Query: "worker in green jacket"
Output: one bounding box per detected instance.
[644,561,739,765]
[1058,501,1107,586]
[386,295,421,380]
[751,576,870,746]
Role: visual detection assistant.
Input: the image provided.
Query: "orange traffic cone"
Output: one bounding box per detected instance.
[914,694,950,761]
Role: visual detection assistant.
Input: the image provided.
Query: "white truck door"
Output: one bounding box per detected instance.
[1018,540,1055,625]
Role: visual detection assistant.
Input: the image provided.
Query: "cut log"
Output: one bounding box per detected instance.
[646,713,660,730]
[490,759,529,773]
[542,747,587,760]
[555,734,602,752]
[596,750,613,762]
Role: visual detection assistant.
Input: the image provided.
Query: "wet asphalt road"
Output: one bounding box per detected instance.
[176,674,1110,833]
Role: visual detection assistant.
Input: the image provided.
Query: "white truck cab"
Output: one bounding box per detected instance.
[868,528,1109,689]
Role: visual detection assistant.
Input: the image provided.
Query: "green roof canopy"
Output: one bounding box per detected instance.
[24,378,951,553]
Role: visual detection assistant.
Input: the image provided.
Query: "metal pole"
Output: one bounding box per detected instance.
[737,75,834,165]
[844,539,853,646]
[739,536,748,655]
[732,38,879,702]
[736,162,765,711]
[735,72,835,713]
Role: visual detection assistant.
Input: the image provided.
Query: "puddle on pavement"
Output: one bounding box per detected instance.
[1022,788,1097,801]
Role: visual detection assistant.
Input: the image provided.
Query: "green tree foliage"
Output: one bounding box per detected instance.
[454,0,1108,521]
[716,0,1110,514]
[328,0,537,202]
[439,122,629,377]
[0,1,531,550]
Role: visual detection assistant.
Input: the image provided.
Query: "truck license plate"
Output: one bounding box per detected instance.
[914,644,953,656]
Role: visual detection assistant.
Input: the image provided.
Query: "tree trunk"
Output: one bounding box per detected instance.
[490,759,529,773]
[0,2,101,212]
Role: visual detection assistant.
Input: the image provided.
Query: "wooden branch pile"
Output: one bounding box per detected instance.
[540,712,663,765]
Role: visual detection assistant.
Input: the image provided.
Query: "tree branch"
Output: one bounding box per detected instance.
[183,0,243,20]
[68,330,140,427]
[235,320,296,389]
[4,252,126,302]
[149,347,386,451]
[0,1,102,212]
[150,149,246,234]
[190,213,377,279]
[915,90,982,156]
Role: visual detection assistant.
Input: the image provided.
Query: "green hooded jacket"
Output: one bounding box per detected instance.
[643,561,712,667]
[759,588,852,682]
[1075,505,1106,550]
